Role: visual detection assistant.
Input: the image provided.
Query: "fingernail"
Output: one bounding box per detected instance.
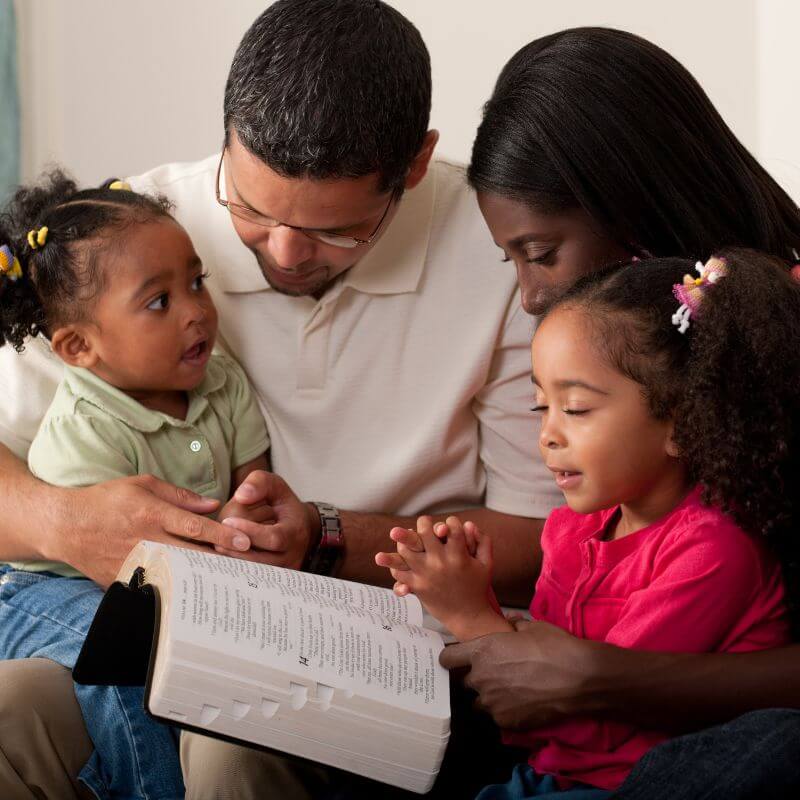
[235,483,256,501]
[435,523,446,533]
[232,534,250,551]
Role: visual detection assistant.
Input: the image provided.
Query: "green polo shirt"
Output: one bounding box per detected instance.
[8,353,269,578]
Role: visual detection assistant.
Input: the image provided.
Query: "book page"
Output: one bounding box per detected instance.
[156,545,447,714]
[165,546,422,626]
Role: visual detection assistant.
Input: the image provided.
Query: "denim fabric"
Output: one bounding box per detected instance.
[612,708,800,800]
[0,565,184,800]
[476,764,611,800]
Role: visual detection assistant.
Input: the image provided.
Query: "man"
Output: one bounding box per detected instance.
[0,2,558,797]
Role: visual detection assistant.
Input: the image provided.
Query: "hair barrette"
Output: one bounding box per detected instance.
[671,256,727,334]
[0,244,22,282]
[108,180,131,191]
[27,226,49,250]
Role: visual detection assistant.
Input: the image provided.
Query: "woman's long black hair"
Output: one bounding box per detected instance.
[469,27,800,263]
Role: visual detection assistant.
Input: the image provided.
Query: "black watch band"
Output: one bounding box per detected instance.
[306,502,344,576]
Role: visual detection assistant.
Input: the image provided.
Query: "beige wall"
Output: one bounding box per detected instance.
[14,0,799,193]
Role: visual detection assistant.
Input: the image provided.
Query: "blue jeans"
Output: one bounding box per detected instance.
[475,764,611,799]
[0,566,184,800]
[613,707,800,799]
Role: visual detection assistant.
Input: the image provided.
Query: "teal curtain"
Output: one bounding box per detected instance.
[0,0,19,201]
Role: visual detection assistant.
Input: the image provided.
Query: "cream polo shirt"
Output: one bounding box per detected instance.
[7,353,269,576]
[0,156,561,521]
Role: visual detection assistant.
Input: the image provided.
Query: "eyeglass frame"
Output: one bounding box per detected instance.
[214,150,396,249]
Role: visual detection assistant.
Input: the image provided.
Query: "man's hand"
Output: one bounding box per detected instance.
[212,470,318,569]
[53,474,252,587]
[439,618,604,729]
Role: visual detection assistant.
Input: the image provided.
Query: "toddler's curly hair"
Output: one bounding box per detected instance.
[0,168,172,351]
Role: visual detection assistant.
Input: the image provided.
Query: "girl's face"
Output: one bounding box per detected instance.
[477,191,631,316]
[531,305,684,523]
[80,218,218,394]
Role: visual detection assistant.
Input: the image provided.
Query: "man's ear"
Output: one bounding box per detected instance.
[50,324,99,369]
[403,130,439,191]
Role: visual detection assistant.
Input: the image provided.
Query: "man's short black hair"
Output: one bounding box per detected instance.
[224,0,432,193]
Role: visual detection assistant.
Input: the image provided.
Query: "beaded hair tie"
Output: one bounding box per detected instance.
[0,244,22,282]
[27,226,49,250]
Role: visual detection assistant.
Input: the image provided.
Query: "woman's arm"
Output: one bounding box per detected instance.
[440,620,800,732]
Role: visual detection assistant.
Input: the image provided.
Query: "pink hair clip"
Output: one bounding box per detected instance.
[791,248,800,283]
[672,256,728,334]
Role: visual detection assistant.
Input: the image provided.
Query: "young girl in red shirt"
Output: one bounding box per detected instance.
[377,248,799,798]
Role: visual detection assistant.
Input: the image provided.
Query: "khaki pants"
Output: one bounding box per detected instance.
[0,658,510,799]
[0,658,332,800]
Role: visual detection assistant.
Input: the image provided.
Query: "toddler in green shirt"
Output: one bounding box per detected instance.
[0,170,269,799]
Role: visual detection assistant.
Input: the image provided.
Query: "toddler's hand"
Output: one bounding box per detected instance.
[218,495,276,526]
[215,473,276,556]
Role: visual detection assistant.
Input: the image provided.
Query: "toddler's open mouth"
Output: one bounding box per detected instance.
[182,339,209,365]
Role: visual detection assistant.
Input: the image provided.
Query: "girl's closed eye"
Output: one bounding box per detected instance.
[146,293,169,311]
[531,404,590,416]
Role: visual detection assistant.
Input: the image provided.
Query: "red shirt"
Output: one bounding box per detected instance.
[507,488,790,790]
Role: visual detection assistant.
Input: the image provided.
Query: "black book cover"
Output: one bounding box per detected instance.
[73,567,155,686]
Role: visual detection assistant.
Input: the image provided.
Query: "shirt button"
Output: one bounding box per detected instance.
[190,440,202,452]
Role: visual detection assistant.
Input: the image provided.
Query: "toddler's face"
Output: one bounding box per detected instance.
[531,306,679,515]
[86,218,218,393]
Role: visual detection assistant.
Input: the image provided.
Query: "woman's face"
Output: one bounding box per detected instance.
[477,192,631,316]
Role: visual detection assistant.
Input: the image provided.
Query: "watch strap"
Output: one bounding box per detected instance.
[306,501,344,576]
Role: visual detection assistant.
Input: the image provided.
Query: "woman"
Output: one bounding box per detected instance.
[449,26,800,799]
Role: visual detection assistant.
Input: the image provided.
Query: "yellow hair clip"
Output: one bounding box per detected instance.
[108,180,131,191]
[0,245,23,281]
[27,226,48,250]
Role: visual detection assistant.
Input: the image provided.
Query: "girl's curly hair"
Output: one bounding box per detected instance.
[552,248,800,632]
[0,168,172,351]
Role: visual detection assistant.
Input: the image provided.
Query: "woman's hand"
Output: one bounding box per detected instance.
[439,618,606,729]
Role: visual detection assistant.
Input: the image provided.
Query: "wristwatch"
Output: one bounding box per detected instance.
[306,501,344,576]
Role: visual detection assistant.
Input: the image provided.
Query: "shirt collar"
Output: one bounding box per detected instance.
[64,358,228,432]
[213,160,438,297]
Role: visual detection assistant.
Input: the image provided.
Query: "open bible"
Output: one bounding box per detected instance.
[73,541,451,793]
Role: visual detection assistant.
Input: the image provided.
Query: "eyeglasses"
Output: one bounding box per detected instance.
[215,150,394,249]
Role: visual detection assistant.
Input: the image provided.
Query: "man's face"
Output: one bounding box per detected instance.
[223,132,398,298]
[477,192,631,316]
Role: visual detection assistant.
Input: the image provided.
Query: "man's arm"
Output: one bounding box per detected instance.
[440,620,800,733]
[0,443,53,562]
[215,470,544,607]
[0,442,252,587]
